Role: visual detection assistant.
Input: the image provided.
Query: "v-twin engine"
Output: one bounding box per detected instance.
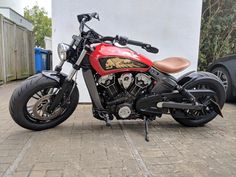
[98,73,152,98]
[98,73,152,119]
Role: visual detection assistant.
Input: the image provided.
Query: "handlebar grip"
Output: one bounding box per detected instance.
[127,39,144,47]
[116,36,144,47]
[99,36,159,54]
[128,39,159,54]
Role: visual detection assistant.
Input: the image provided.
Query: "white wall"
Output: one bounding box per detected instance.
[0,7,33,31]
[52,0,203,102]
[9,9,33,31]
[0,8,10,18]
[44,36,52,50]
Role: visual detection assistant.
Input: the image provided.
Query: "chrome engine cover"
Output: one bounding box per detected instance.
[98,74,118,97]
[117,103,132,119]
[135,73,152,88]
[98,74,115,88]
[118,73,134,89]
[129,73,152,96]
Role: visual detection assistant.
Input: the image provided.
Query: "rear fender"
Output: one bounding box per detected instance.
[177,71,226,107]
[42,70,68,85]
[177,71,221,87]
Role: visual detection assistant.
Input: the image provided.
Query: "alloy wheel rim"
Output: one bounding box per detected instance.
[26,87,66,122]
[213,70,228,91]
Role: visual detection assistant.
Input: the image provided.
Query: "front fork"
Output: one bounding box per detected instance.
[48,48,87,112]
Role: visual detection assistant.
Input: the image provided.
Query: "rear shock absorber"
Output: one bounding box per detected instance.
[176,85,197,103]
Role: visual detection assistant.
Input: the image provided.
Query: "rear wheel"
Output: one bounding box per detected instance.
[171,78,225,127]
[9,74,79,130]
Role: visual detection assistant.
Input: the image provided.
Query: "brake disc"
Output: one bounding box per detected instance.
[32,95,64,121]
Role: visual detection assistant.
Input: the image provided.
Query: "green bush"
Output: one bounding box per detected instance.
[199,0,236,70]
[24,5,52,48]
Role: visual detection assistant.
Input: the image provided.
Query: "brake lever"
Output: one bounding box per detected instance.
[142,44,159,54]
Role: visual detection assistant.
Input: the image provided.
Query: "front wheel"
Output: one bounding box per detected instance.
[171,73,225,127]
[9,74,79,130]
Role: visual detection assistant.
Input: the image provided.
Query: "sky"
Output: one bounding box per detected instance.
[0,0,52,17]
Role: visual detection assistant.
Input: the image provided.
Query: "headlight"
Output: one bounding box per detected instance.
[57,43,70,61]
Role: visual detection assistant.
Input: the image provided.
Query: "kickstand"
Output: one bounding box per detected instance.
[144,117,149,142]
[105,114,112,127]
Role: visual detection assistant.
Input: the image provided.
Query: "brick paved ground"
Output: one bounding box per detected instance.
[0,81,236,177]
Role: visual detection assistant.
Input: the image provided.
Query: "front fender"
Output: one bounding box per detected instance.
[42,70,68,85]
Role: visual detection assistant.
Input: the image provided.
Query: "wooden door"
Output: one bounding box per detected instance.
[3,19,16,81]
[15,27,30,79]
[0,16,4,84]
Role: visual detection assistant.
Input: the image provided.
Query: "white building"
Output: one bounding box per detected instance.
[52,0,203,102]
[0,7,33,31]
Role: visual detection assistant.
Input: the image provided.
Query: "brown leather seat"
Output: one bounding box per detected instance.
[153,57,190,74]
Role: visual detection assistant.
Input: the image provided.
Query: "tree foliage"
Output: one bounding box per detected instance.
[199,0,236,70]
[24,5,52,48]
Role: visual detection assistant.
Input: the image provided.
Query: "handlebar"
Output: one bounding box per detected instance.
[76,13,159,54]
[78,12,100,32]
[100,36,159,54]
[77,12,99,23]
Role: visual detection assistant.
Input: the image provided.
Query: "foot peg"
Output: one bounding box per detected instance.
[104,114,113,126]
[105,116,111,126]
[97,111,112,126]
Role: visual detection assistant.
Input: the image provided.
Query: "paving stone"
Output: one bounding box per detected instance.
[29,170,46,177]
[12,171,30,177]
[81,168,110,177]
[45,170,63,177]
[33,162,67,171]
[0,81,236,177]
[0,163,10,172]
[0,156,16,163]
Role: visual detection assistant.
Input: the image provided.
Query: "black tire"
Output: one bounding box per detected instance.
[171,72,225,127]
[9,73,79,131]
[211,66,234,101]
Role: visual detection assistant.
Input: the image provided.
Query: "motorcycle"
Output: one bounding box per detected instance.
[9,13,225,141]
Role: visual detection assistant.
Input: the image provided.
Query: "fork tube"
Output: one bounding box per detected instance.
[67,48,87,81]
[67,69,78,81]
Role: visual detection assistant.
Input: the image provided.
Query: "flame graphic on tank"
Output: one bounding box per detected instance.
[102,57,148,70]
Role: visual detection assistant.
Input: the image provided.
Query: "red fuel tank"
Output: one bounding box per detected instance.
[89,43,154,76]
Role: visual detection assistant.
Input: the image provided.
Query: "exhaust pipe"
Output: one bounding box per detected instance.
[157,102,203,110]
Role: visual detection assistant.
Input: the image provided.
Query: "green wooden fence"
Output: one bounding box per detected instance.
[0,14,34,85]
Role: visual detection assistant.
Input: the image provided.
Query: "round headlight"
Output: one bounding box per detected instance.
[57,43,70,61]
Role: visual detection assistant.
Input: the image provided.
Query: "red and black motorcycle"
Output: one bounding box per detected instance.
[9,13,225,141]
